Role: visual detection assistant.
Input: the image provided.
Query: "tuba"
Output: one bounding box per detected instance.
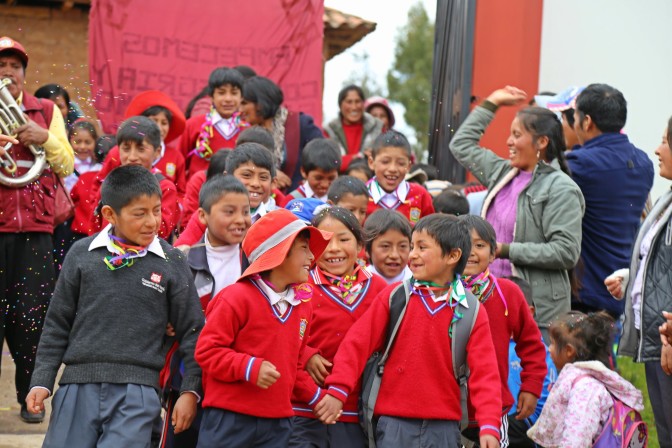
[0,77,47,187]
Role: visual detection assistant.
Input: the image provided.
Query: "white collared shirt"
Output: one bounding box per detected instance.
[251,198,279,223]
[211,110,238,140]
[369,178,410,208]
[204,229,241,296]
[367,264,413,285]
[301,182,328,202]
[252,276,301,314]
[88,224,165,259]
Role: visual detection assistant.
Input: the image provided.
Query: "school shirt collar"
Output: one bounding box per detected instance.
[88,224,166,259]
[152,142,166,167]
[412,278,469,306]
[211,110,238,139]
[310,265,372,286]
[367,264,412,284]
[368,178,410,207]
[250,276,301,307]
[301,182,328,202]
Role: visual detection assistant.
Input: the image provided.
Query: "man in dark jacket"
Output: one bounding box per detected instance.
[568,83,653,317]
[0,36,73,423]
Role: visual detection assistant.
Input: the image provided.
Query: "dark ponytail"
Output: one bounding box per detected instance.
[517,107,571,176]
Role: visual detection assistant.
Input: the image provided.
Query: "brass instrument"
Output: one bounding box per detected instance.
[0,77,47,187]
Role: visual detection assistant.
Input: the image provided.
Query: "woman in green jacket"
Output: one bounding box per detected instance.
[450,86,585,340]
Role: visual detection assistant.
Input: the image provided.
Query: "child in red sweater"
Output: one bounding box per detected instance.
[316,214,502,448]
[94,90,188,197]
[88,117,181,240]
[459,215,546,447]
[289,207,387,446]
[179,67,247,178]
[195,209,331,447]
[366,131,434,224]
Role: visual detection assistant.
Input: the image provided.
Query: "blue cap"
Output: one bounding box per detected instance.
[535,86,585,112]
[285,198,330,224]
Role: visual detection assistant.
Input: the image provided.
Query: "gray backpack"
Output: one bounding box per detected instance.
[358,279,480,447]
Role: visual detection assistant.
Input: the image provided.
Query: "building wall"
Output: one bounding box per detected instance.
[539,0,672,201]
[0,6,94,119]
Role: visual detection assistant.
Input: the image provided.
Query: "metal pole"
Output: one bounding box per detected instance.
[428,0,477,183]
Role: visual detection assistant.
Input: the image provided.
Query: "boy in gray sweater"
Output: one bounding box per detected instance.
[25,163,204,447]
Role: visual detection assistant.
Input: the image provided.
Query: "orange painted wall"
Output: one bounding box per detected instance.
[470,0,544,162]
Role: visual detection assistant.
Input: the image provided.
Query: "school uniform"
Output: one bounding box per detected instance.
[366,264,413,285]
[324,282,503,446]
[462,276,546,447]
[179,112,242,177]
[195,278,321,448]
[285,182,328,206]
[30,225,204,447]
[159,233,249,448]
[153,143,188,198]
[366,178,435,224]
[289,267,388,447]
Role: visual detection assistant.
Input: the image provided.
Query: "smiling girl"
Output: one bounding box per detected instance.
[289,207,387,447]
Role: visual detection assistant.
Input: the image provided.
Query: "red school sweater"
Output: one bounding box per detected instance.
[470,277,546,415]
[179,114,239,178]
[70,170,101,235]
[366,181,435,225]
[292,267,388,422]
[95,145,187,198]
[325,283,503,440]
[195,280,321,418]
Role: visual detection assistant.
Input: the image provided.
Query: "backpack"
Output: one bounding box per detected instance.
[574,375,648,448]
[358,279,480,447]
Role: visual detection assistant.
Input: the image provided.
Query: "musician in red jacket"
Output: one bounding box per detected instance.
[0,36,74,423]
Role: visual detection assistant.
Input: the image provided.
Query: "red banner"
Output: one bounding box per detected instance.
[89,0,324,133]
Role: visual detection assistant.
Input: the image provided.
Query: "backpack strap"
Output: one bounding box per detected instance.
[379,279,412,370]
[452,288,480,431]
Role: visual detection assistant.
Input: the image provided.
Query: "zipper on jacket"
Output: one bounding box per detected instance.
[637,229,658,361]
[15,188,23,231]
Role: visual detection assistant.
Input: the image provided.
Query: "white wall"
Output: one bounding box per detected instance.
[539,0,672,201]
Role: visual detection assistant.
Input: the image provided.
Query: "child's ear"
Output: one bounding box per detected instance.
[197,208,208,226]
[367,155,375,171]
[300,167,308,180]
[101,205,117,226]
[327,199,335,206]
[565,343,577,362]
[446,247,462,266]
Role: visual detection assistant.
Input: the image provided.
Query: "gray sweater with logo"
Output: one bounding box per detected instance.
[29,236,204,394]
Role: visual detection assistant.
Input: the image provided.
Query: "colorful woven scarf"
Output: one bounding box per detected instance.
[462,269,508,316]
[412,275,468,336]
[189,108,248,160]
[322,265,363,305]
[103,233,148,271]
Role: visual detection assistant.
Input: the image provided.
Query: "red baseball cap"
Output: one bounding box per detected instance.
[240,209,332,280]
[124,90,186,143]
[0,36,28,68]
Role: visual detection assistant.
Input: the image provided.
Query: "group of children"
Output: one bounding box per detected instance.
[25,65,650,448]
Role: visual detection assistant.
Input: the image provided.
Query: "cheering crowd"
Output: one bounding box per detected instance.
[1,34,672,448]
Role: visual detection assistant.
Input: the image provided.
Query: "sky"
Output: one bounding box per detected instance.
[322,0,436,140]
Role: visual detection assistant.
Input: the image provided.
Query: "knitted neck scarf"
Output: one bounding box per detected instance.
[190,108,247,160]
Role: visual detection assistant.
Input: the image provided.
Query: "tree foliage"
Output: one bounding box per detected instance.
[342,51,384,99]
[387,2,434,153]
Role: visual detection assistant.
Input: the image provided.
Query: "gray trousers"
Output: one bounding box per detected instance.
[288,416,366,448]
[646,362,672,448]
[42,383,161,448]
[375,416,461,448]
